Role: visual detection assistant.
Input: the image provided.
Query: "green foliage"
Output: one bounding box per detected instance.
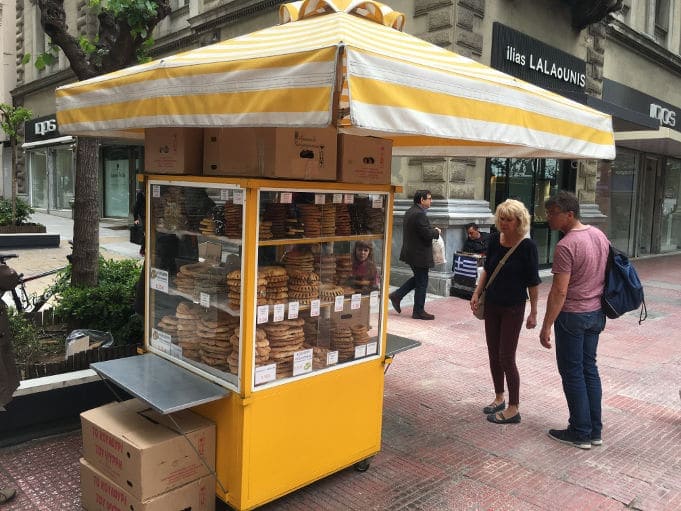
[78,36,97,55]
[8,310,43,365]
[50,257,143,345]
[21,53,31,65]
[0,104,33,140]
[0,197,34,226]
[34,43,60,71]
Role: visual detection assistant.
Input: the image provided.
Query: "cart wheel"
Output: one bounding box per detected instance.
[354,458,372,472]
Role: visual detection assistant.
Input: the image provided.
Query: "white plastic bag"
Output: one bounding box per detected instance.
[432,236,446,266]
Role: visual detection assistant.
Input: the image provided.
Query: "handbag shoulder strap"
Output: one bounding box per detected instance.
[484,239,523,291]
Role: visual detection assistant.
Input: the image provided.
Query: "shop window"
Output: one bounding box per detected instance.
[53,147,75,210]
[661,157,681,252]
[28,150,48,209]
[608,149,638,254]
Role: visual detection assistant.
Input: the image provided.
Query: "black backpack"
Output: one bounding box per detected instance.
[601,245,647,324]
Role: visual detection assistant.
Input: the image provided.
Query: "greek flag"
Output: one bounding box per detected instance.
[453,254,479,278]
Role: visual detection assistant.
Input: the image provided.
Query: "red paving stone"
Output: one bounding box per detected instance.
[1,254,680,510]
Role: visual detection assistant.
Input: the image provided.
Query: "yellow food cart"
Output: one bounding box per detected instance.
[55,1,615,509]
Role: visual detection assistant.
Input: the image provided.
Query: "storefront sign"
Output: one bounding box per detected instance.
[603,79,680,132]
[491,23,586,95]
[25,114,62,142]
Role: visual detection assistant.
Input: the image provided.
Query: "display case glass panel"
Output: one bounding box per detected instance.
[146,180,244,390]
[252,188,388,389]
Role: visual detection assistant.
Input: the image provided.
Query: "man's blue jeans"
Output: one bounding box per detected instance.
[393,266,429,313]
[554,310,606,440]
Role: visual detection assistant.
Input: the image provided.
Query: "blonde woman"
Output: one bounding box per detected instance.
[471,199,541,424]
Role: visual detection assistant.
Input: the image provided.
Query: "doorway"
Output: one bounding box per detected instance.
[486,157,574,266]
[637,156,664,255]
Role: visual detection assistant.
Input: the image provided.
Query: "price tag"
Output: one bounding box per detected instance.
[170,344,182,358]
[288,301,299,319]
[310,299,321,317]
[280,192,293,204]
[332,193,342,204]
[351,293,361,310]
[314,194,326,205]
[372,195,383,209]
[292,349,313,376]
[256,305,269,324]
[233,190,244,205]
[366,342,378,355]
[199,292,211,308]
[327,351,339,365]
[343,193,354,204]
[354,344,367,358]
[334,295,344,312]
[370,290,379,308]
[254,364,276,385]
[150,268,168,293]
[273,304,285,322]
[150,329,171,354]
[220,189,230,201]
[152,185,160,198]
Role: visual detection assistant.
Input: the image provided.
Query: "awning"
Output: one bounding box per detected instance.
[615,127,681,159]
[55,0,615,160]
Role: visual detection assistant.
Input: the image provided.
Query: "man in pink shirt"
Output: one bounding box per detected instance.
[540,191,610,450]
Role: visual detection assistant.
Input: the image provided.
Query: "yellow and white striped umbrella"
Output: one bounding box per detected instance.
[55,0,615,159]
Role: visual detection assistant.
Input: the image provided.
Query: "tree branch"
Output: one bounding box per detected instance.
[36,0,97,80]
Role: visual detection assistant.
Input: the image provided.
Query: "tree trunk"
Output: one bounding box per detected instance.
[71,137,99,286]
[10,136,17,224]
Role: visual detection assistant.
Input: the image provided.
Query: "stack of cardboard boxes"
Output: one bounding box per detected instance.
[145,127,393,184]
[79,398,216,511]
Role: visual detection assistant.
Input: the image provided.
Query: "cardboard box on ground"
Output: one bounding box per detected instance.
[80,398,216,501]
[145,127,393,184]
[80,458,215,511]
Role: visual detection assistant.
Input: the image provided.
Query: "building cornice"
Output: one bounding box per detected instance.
[152,0,283,56]
[606,17,681,77]
[11,68,76,102]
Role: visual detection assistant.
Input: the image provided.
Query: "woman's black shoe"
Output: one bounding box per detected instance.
[487,411,521,424]
[482,401,505,414]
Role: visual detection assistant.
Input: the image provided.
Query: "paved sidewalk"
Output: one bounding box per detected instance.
[3,212,142,297]
[1,255,679,510]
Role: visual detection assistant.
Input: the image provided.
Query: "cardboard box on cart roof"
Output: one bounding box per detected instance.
[80,458,215,511]
[145,127,203,174]
[337,135,392,185]
[203,127,338,180]
[80,398,215,501]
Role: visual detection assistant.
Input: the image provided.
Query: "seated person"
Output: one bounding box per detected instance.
[348,240,379,292]
[462,222,490,254]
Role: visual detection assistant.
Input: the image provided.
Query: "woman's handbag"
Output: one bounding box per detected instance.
[129,224,144,245]
[473,239,522,320]
[432,236,446,265]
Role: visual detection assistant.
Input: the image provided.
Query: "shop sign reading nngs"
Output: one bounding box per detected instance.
[25,114,62,142]
[34,119,58,136]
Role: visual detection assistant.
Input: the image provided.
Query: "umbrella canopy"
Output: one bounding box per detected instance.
[55,0,615,159]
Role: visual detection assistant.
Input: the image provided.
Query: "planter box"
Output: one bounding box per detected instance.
[0,224,47,233]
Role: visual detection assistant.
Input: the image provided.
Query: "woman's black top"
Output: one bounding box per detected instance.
[483,233,541,306]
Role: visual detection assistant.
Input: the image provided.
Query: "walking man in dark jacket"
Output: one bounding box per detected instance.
[389,190,441,320]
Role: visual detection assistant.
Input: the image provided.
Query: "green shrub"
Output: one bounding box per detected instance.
[50,257,143,345]
[0,197,35,226]
[8,310,43,365]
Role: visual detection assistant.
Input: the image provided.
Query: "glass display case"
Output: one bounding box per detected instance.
[145,180,244,389]
[145,179,389,392]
